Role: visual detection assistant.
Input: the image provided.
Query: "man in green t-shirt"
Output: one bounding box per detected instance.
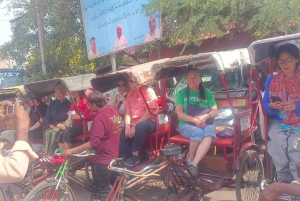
[175,69,218,177]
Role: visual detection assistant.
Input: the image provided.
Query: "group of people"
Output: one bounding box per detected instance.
[2,43,300,200]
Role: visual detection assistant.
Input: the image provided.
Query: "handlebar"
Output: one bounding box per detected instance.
[108,158,167,177]
[53,149,95,157]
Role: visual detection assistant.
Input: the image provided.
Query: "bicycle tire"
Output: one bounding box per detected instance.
[0,186,7,201]
[236,149,264,201]
[24,181,76,201]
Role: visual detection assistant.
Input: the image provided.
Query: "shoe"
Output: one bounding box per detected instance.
[187,163,199,177]
[123,154,140,166]
[186,160,193,167]
[120,153,131,161]
[138,149,149,162]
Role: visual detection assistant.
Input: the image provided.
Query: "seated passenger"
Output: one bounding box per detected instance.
[175,69,218,176]
[263,44,300,183]
[61,91,122,200]
[56,90,94,150]
[120,77,159,166]
[112,78,129,117]
[44,85,71,155]
[28,98,48,144]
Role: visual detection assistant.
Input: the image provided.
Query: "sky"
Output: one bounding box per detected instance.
[0,1,12,46]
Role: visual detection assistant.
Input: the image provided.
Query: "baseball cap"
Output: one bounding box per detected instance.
[0,130,16,144]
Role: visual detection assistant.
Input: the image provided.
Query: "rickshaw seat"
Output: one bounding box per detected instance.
[169,134,234,147]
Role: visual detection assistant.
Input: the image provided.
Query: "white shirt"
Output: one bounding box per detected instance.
[88,50,100,59]
[114,35,128,51]
[144,29,161,42]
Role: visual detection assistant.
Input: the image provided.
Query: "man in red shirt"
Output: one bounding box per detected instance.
[62,91,122,200]
[120,78,158,166]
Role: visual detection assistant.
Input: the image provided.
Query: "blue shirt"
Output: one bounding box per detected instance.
[263,75,300,122]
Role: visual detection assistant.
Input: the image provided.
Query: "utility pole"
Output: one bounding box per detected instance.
[110,54,117,72]
[36,0,47,74]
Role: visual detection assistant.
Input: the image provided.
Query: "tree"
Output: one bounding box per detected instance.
[0,0,98,82]
[144,0,300,51]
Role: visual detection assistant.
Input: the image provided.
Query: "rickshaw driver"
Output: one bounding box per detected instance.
[62,91,122,200]
[263,44,300,183]
[119,77,159,166]
[176,69,218,177]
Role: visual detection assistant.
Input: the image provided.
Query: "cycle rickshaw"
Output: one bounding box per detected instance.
[148,48,263,201]
[0,74,97,199]
[23,59,171,201]
[248,33,300,201]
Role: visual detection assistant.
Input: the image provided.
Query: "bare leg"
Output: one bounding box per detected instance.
[132,151,139,156]
[188,141,201,161]
[193,136,213,165]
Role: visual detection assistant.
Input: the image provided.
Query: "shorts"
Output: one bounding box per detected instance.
[178,123,216,142]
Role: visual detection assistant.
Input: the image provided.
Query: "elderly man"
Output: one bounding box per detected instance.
[44,84,71,155]
[114,25,128,51]
[120,78,159,166]
[88,37,100,59]
[144,14,161,42]
[0,102,38,183]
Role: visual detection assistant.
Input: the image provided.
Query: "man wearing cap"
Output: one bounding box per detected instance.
[114,25,128,51]
[0,102,38,183]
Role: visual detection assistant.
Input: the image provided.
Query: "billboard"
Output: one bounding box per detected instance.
[0,69,25,89]
[80,0,161,59]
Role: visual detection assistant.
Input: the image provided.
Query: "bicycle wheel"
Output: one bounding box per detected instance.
[24,181,76,201]
[0,187,7,201]
[236,149,264,201]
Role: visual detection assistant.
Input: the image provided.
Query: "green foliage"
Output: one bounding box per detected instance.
[144,0,300,52]
[0,0,96,82]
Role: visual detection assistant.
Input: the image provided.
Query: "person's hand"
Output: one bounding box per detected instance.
[57,124,66,131]
[61,149,73,157]
[269,102,284,110]
[125,124,131,138]
[260,183,282,201]
[50,124,56,129]
[283,101,296,112]
[129,126,136,139]
[192,117,201,127]
[196,114,209,124]
[14,102,30,142]
[71,114,80,120]
[199,122,206,128]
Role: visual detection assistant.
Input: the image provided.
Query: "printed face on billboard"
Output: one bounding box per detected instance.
[80,0,161,60]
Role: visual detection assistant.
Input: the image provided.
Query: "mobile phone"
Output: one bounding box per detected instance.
[6,105,15,115]
[270,96,282,102]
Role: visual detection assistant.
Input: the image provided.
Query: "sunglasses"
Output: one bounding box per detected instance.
[117,84,125,87]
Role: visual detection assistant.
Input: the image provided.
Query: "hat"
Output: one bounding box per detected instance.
[0,130,16,144]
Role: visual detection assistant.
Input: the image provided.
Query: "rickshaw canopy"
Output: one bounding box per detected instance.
[248,33,300,66]
[91,59,169,92]
[0,85,28,101]
[151,49,250,80]
[25,73,96,99]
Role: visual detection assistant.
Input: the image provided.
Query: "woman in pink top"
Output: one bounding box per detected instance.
[120,77,158,166]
